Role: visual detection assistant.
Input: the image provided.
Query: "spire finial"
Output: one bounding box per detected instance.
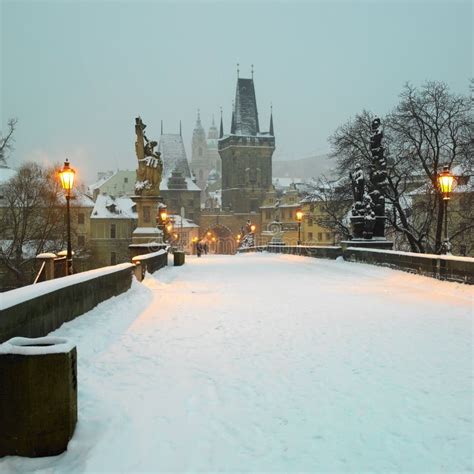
[179,120,182,136]
[269,103,274,136]
[251,64,254,79]
[161,120,163,135]
[219,106,224,139]
[237,63,239,78]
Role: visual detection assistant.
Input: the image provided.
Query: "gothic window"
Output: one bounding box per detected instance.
[265,210,272,220]
[110,224,116,239]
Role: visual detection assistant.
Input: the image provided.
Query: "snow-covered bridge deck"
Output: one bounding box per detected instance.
[2,254,472,472]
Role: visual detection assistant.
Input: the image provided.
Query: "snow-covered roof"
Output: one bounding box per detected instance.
[88,171,117,191]
[58,191,95,207]
[170,214,199,228]
[0,165,16,185]
[91,194,137,219]
[160,176,200,192]
[158,134,192,180]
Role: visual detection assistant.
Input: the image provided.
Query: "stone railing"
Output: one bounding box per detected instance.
[240,244,473,284]
[1,249,171,343]
[343,247,473,284]
[132,249,168,282]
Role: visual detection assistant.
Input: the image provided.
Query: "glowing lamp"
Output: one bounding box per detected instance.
[59,159,75,193]
[166,223,173,232]
[438,166,455,200]
[296,210,304,222]
[160,210,168,222]
[250,224,256,233]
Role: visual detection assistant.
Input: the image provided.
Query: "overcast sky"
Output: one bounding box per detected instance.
[2,0,472,183]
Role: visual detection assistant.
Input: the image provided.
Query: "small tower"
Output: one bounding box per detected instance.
[218,74,275,213]
[190,110,211,202]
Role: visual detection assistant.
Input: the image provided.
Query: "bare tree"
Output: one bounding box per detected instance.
[389,82,472,252]
[0,118,18,166]
[326,82,472,253]
[0,162,67,287]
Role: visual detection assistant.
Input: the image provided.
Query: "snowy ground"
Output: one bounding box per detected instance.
[1,253,473,473]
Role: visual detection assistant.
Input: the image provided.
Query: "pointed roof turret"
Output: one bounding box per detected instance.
[269,105,274,136]
[232,77,260,136]
[219,107,224,139]
[208,114,218,139]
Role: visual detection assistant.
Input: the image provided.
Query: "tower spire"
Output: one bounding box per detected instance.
[251,64,254,79]
[219,107,224,139]
[179,120,182,136]
[269,103,274,136]
[237,62,239,78]
[161,120,163,135]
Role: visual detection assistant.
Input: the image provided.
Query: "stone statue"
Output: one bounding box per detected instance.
[134,116,163,196]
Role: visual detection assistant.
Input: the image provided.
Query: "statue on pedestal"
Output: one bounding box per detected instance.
[134,117,163,196]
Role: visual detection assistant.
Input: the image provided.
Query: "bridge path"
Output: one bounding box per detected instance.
[2,253,472,473]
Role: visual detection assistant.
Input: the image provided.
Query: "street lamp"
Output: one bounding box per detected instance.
[59,159,75,275]
[296,209,303,245]
[438,166,455,254]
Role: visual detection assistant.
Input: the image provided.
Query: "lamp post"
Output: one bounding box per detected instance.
[296,209,303,246]
[438,166,455,254]
[59,159,75,275]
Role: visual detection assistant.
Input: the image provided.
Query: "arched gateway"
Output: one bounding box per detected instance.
[203,224,235,255]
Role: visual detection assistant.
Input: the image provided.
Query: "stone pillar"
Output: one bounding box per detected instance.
[35,253,56,281]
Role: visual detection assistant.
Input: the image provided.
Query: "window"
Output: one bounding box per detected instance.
[308,217,313,226]
[318,232,322,241]
[250,200,258,212]
[265,210,272,220]
[124,177,128,183]
[110,252,117,265]
[143,206,151,223]
[325,232,331,241]
[78,235,85,246]
[110,224,116,239]
[198,147,203,157]
[78,213,85,225]
[308,232,313,241]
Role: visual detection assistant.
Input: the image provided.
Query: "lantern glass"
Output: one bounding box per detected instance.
[438,166,455,199]
[59,159,75,191]
[250,225,256,232]
[296,210,303,222]
[160,211,168,222]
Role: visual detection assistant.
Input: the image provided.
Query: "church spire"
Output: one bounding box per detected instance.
[161,120,163,135]
[179,120,182,136]
[269,104,274,136]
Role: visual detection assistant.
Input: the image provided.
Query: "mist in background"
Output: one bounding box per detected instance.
[1,0,471,183]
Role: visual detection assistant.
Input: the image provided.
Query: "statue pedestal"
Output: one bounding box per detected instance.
[341,239,394,251]
[130,195,164,248]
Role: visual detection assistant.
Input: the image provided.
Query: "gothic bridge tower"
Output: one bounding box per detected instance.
[218,74,275,213]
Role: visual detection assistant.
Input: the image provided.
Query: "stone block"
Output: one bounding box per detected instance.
[174,251,185,266]
[0,337,77,457]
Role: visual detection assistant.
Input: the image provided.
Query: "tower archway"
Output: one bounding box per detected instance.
[202,224,236,255]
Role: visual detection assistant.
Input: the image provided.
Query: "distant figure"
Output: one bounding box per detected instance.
[196,242,202,257]
[204,243,209,254]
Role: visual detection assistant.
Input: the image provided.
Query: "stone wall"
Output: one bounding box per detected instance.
[243,245,473,284]
[0,264,134,343]
[343,248,474,284]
